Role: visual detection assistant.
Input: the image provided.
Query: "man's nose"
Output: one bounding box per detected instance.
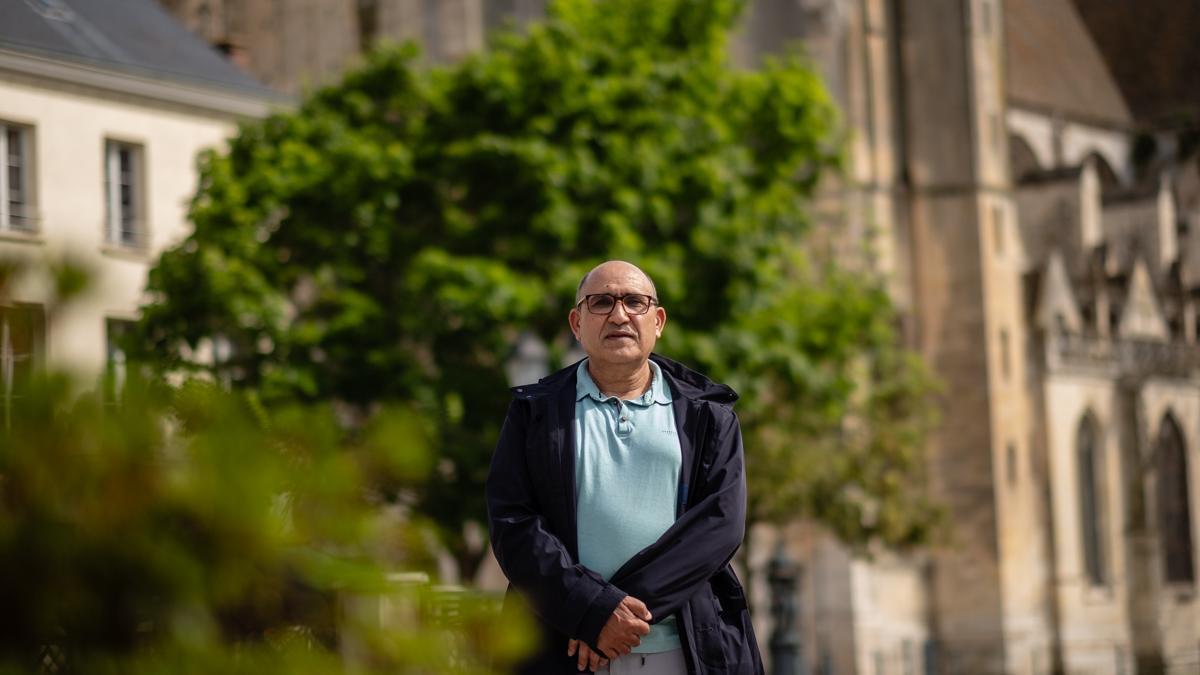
[606,302,631,323]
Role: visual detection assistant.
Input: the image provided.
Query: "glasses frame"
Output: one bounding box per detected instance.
[575,293,660,316]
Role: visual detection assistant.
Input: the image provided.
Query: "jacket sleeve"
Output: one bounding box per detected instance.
[485,398,627,648]
[607,405,746,621]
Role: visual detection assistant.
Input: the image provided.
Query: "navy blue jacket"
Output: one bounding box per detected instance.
[486,354,763,674]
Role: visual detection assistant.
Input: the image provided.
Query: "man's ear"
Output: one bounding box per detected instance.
[654,306,666,337]
[568,307,582,340]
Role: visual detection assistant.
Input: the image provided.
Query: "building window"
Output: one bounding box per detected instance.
[1157,415,1195,584]
[992,205,1004,256]
[106,318,135,401]
[104,140,146,248]
[0,303,45,429]
[1077,414,1108,585]
[0,122,36,233]
[1006,442,1018,486]
[999,328,1011,380]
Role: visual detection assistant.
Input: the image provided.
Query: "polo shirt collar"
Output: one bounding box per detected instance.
[575,359,672,406]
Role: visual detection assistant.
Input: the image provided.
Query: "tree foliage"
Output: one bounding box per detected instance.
[0,260,532,674]
[0,373,534,673]
[135,0,940,574]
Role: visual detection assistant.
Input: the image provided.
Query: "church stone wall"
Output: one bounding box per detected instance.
[1043,374,1133,675]
[1061,125,1133,187]
[1102,199,1166,281]
[849,554,930,675]
[1014,179,1086,274]
[1137,380,1200,672]
[1007,107,1056,171]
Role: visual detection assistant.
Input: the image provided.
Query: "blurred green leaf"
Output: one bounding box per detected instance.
[0,370,532,673]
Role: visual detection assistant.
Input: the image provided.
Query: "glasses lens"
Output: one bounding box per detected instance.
[623,295,650,314]
[587,295,616,314]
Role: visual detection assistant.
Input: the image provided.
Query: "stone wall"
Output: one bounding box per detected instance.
[1042,373,1133,675]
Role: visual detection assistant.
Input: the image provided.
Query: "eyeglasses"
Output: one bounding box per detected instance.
[576,293,659,316]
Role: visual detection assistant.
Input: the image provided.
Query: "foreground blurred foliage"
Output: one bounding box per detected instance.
[135,0,941,576]
[0,367,533,673]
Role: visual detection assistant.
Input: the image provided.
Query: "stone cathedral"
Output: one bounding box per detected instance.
[161,1,1200,673]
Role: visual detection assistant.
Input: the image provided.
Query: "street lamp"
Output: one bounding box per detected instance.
[768,542,805,675]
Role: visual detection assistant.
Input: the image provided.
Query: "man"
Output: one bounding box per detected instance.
[486,260,763,674]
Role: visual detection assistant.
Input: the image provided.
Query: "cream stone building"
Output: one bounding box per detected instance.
[158,1,1200,673]
[0,0,277,391]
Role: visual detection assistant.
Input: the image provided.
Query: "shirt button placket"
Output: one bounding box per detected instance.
[614,400,632,436]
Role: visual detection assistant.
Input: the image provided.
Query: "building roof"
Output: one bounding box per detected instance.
[0,0,273,97]
[1071,0,1200,127]
[1004,0,1132,127]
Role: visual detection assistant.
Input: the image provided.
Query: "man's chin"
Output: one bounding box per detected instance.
[588,345,647,364]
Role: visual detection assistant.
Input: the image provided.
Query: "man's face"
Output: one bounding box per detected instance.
[568,264,666,368]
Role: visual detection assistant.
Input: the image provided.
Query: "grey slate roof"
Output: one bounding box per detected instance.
[0,0,274,96]
[1005,0,1133,127]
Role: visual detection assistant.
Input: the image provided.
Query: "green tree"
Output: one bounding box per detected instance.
[135,0,939,578]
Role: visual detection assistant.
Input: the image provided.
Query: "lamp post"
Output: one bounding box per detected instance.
[768,542,805,675]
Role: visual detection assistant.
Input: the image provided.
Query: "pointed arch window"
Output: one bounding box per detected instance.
[1077,414,1107,585]
[1157,415,1195,584]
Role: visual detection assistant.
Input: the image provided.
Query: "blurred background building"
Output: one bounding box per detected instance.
[0,0,278,391]
[5,0,1200,673]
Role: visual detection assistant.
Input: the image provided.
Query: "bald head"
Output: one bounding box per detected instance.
[569,260,666,368]
[575,261,658,304]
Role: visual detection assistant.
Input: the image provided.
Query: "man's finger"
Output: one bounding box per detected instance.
[588,650,601,672]
[568,639,578,657]
[577,644,590,671]
[632,620,650,636]
[627,596,652,622]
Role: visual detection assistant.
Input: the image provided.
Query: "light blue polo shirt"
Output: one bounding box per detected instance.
[574,359,682,653]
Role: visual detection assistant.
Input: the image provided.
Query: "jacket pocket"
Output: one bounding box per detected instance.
[694,576,758,674]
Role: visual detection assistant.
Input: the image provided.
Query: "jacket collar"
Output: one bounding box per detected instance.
[511,352,738,406]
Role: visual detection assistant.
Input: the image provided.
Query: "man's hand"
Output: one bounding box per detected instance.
[595,595,652,659]
[568,638,610,672]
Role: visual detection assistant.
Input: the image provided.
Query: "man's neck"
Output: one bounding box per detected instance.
[587,359,653,401]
